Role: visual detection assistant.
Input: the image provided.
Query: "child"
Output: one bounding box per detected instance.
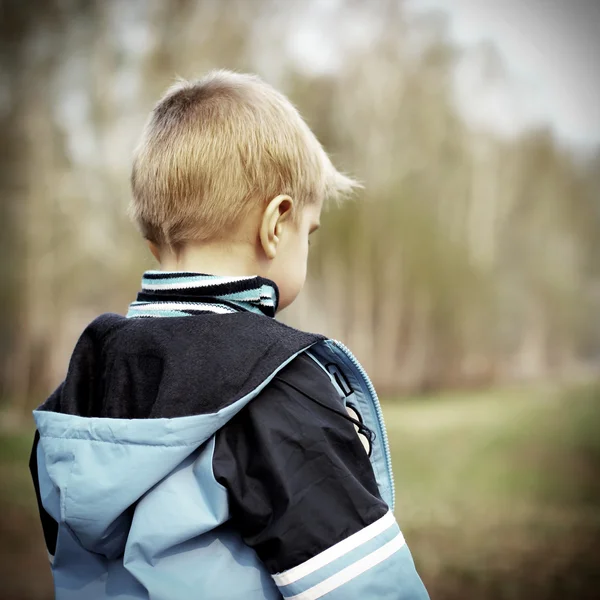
[29,70,429,600]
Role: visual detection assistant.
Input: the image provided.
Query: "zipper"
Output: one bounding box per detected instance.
[332,340,396,511]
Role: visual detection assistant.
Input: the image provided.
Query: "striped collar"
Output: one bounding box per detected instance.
[126,271,279,319]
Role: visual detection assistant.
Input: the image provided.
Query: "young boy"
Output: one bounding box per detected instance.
[29,70,429,600]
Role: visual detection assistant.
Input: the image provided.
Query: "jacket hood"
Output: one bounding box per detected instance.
[33,312,320,559]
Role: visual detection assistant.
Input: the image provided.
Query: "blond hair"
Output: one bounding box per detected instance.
[130,70,358,247]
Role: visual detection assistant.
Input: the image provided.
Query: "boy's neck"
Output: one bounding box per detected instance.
[157,241,261,277]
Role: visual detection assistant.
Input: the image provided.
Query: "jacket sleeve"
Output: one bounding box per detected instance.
[213,353,429,600]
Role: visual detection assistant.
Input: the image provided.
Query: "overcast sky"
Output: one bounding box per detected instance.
[289,0,600,148]
[406,0,600,147]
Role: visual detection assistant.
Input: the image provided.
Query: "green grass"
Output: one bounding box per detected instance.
[0,427,36,510]
[1,384,599,599]
[385,384,600,599]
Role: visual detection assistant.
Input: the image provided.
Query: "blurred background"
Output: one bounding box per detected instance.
[1,0,600,598]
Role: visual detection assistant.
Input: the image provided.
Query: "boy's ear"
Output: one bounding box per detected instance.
[147,240,161,263]
[260,195,294,259]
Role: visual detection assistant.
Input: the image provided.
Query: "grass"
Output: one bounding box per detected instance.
[0,424,54,600]
[387,384,600,599]
[0,430,37,510]
[1,383,599,599]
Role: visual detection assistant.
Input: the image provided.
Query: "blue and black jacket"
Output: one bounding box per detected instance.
[29,272,429,600]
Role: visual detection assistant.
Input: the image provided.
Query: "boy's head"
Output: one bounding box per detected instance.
[130,70,357,309]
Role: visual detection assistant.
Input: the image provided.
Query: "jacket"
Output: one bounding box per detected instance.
[30,272,429,600]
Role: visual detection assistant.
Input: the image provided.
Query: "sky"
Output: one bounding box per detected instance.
[406,0,600,147]
[288,0,600,149]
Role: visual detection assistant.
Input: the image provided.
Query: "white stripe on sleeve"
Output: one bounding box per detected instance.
[284,531,406,600]
[272,510,396,587]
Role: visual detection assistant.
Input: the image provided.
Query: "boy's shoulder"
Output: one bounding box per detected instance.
[83,310,323,352]
[53,312,325,419]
